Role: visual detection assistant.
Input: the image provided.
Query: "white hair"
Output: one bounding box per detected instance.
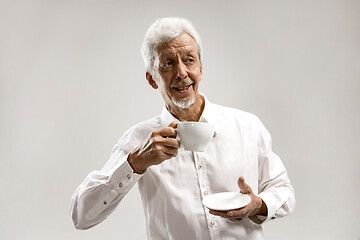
[141,17,202,75]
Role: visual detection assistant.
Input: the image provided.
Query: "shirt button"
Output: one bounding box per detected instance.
[204,191,208,196]
[127,174,131,179]
[210,221,215,227]
[119,182,123,188]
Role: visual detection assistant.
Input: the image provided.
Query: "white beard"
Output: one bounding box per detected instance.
[172,97,195,109]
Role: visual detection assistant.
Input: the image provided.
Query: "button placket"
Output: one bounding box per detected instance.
[197,152,220,239]
[195,152,209,198]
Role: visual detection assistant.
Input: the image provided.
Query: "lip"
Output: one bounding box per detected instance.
[172,84,193,94]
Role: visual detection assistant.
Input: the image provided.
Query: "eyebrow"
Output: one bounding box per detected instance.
[159,48,197,60]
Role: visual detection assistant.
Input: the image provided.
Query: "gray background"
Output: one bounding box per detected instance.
[1,0,359,239]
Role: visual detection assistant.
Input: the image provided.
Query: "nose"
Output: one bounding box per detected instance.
[177,61,188,79]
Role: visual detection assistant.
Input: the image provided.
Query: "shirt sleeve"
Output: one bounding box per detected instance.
[70,144,143,230]
[255,117,296,223]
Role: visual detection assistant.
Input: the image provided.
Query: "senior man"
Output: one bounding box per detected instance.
[71,17,295,239]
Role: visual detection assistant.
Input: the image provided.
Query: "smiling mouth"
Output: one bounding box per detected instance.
[173,84,192,91]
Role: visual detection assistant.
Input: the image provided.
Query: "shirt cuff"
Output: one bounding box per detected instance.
[257,191,278,223]
[109,153,143,193]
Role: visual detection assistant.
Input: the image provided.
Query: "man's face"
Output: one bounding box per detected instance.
[147,33,202,110]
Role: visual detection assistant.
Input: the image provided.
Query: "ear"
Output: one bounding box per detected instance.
[199,67,203,81]
[146,72,158,89]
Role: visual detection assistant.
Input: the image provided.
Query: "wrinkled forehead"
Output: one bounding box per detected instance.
[155,33,199,59]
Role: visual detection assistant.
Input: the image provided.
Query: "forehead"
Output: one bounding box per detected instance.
[156,33,198,58]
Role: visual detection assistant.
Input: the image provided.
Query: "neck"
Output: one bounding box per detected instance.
[167,94,205,122]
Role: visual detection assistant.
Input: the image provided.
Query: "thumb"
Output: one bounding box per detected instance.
[168,121,178,129]
[238,176,252,194]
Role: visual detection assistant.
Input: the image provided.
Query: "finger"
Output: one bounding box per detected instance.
[168,121,178,129]
[163,137,180,148]
[227,210,242,218]
[209,210,230,218]
[152,139,179,157]
[238,176,252,194]
[229,218,243,222]
[162,137,181,149]
[162,146,179,156]
[210,209,245,221]
[227,206,250,218]
[159,126,177,138]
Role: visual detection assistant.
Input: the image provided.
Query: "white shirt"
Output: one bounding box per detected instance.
[70,96,295,240]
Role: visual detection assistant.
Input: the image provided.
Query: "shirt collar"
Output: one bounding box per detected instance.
[160,94,218,133]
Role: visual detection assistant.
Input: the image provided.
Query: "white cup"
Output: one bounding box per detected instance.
[177,122,215,151]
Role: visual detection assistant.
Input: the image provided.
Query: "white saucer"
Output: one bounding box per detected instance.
[202,192,251,211]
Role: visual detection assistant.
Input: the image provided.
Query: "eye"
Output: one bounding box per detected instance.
[184,58,195,66]
[185,58,194,63]
[163,60,173,68]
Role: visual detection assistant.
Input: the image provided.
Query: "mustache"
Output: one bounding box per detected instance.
[170,80,194,88]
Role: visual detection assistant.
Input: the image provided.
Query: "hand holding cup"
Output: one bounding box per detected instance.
[128,121,180,174]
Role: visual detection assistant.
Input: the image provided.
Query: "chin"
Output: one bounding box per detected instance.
[172,97,195,109]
